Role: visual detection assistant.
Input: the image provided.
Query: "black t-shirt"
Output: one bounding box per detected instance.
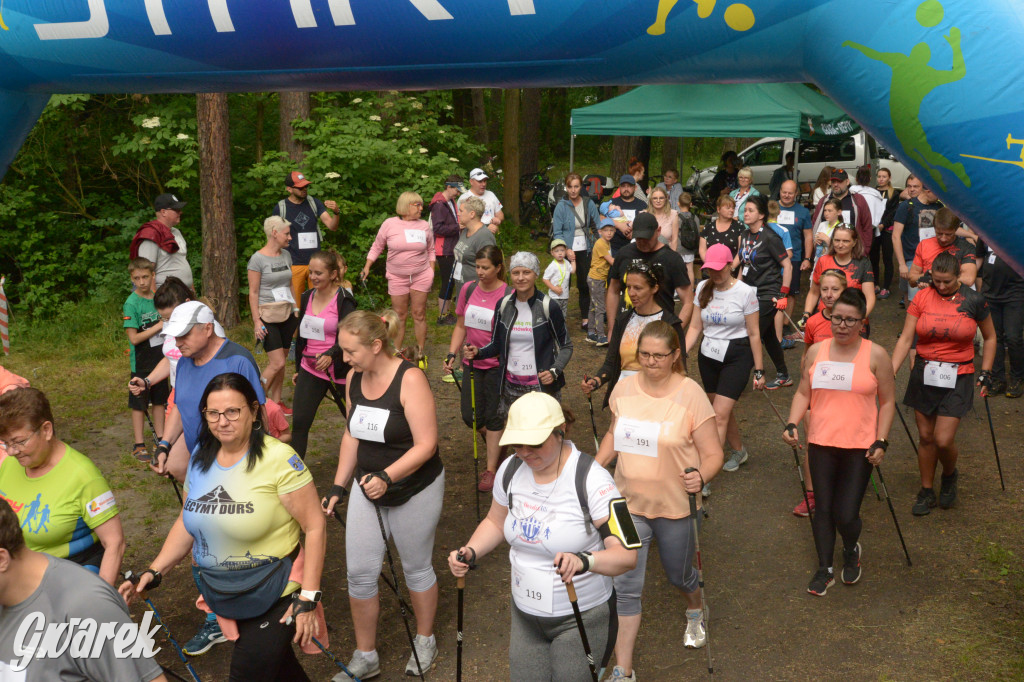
[977,239,1024,303]
[737,227,788,300]
[608,243,691,314]
[700,219,746,257]
[609,196,648,253]
[894,198,943,262]
[272,196,328,265]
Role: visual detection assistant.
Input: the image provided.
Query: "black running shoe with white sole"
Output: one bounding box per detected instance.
[842,542,862,585]
[807,568,835,596]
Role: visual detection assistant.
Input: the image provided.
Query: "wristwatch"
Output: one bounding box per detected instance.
[300,589,322,602]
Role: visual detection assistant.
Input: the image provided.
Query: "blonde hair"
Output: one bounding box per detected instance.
[338,309,402,354]
[647,187,672,218]
[768,200,780,221]
[460,196,485,221]
[636,320,686,375]
[264,215,290,239]
[737,167,754,180]
[396,191,424,216]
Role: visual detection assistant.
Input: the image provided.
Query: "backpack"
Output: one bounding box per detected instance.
[502,451,598,532]
[277,197,325,242]
[678,212,700,252]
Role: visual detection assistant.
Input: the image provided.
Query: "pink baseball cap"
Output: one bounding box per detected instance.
[702,244,734,271]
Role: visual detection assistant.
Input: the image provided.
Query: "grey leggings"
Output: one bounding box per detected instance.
[510,597,616,682]
[614,514,699,617]
[345,471,445,600]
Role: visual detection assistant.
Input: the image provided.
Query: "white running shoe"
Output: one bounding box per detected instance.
[683,610,707,649]
[405,634,438,676]
[337,649,380,680]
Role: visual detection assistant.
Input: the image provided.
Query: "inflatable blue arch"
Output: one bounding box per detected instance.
[0,0,1020,266]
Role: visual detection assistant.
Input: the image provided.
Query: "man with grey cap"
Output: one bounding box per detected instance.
[458,167,504,233]
[605,212,693,338]
[129,193,193,288]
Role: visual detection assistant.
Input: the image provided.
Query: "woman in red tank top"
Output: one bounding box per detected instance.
[783,289,896,596]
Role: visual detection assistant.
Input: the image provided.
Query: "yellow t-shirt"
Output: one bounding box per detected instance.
[608,374,716,519]
[588,238,612,281]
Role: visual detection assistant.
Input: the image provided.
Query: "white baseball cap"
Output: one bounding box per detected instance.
[469,168,488,181]
[162,301,226,338]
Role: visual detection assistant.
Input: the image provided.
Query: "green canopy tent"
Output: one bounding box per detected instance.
[568,82,861,176]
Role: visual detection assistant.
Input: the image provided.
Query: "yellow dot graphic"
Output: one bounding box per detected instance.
[724,3,755,31]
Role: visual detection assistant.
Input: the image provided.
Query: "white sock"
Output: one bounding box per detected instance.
[357,649,379,663]
[685,608,702,620]
[418,634,436,646]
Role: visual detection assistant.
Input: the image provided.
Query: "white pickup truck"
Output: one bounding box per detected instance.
[687,132,910,198]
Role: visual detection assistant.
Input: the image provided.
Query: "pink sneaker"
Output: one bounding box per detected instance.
[793,491,815,517]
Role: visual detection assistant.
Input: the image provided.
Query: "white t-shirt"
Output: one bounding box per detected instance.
[543,260,571,300]
[507,300,538,384]
[459,189,503,224]
[694,279,759,340]
[494,445,620,617]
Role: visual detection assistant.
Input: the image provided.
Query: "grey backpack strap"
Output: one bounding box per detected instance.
[502,456,526,510]
[574,452,596,532]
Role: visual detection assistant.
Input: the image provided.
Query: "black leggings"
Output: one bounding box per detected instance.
[572,249,591,319]
[808,443,873,568]
[869,230,894,291]
[229,595,310,681]
[291,368,345,458]
[758,299,788,376]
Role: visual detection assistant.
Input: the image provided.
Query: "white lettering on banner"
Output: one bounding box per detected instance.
[145,0,171,34]
[297,232,318,250]
[299,315,326,341]
[291,0,318,28]
[701,336,729,362]
[923,361,958,389]
[404,229,427,245]
[464,304,494,332]
[10,611,160,672]
[511,563,553,613]
[208,0,235,31]
[614,417,660,458]
[271,286,295,304]
[349,405,390,442]
[811,361,854,391]
[35,0,109,40]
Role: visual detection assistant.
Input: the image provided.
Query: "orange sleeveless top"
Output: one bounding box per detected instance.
[806,338,877,450]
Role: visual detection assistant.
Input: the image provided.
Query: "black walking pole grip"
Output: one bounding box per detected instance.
[684,467,699,517]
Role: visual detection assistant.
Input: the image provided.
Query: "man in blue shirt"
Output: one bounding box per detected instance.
[776,180,812,341]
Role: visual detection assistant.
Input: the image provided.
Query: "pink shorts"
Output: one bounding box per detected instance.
[387,266,434,296]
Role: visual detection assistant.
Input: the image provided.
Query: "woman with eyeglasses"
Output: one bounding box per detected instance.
[0,387,125,586]
[698,194,745,263]
[684,245,764,482]
[582,262,684,408]
[892,251,996,517]
[803,225,876,337]
[122,372,326,680]
[360,191,434,364]
[595,321,723,681]
[783,289,895,596]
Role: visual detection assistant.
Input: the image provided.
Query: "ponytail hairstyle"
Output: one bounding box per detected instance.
[819,268,849,292]
[931,251,961,279]
[338,309,402,356]
[826,224,865,259]
[475,244,507,282]
[310,249,345,285]
[636,320,686,375]
[154,276,193,311]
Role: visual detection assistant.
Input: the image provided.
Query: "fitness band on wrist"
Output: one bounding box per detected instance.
[780,286,790,295]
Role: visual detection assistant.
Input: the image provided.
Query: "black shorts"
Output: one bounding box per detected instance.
[697,336,754,400]
[903,361,975,419]
[260,315,299,353]
[790,262,803,297]
[128,371,169,410]
[461,365,504,432]
[437,255,456,299]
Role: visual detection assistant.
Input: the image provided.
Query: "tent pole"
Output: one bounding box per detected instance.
[569,134,575,173]
[793,138,802,202]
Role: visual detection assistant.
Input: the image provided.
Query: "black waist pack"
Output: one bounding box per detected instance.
[197,546,299,620]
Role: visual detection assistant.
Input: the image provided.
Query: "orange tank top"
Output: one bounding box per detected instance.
[806,338,878,450]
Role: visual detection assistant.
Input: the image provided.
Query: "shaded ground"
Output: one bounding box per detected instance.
[4,284,1023,681]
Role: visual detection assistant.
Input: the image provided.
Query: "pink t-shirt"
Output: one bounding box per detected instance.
[367,217,435,277]
[457,282,512,371]
[300,291,341,382]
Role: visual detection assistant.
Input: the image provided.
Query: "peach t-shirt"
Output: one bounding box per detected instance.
[608,374,716,519]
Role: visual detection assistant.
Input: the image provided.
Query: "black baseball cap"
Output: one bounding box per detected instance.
[632,213,660,240]
[154,193,186,211]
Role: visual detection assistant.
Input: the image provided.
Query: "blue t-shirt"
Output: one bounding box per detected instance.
[775,202,811,262]
[768,222,794,252]
[174,340,265,453]
[272,196,329,265]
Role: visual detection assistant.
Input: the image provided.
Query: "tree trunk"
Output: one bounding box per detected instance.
[502,89,521,226]
[662,138,680,174]
[470,90,489,146]
[723,137,739,153]
[278,91,310,164]
[630,137,652,191]
[487,89,503,151]
[196,93,240,327]
[254,97,265,164]
[520,89,542,176]
[452,89,471,128]
[609,86,633,177]
[544,88,568,156]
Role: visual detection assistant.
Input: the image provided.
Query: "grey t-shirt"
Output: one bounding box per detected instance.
[247,250,294,305]
[137,226,192,289]
[452,226,496,288]
[0,555,163,681]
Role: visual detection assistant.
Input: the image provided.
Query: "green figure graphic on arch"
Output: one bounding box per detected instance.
[843,0,970,190]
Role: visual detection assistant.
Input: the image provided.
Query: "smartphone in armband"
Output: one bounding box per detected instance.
[605,497,642,549]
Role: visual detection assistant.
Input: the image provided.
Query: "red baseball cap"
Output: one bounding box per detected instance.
[285,171,311,188]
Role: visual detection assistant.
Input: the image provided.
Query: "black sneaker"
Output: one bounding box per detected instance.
[807,568,835,596]
[1007,380,1023,399]
[939,469,958,509]
[912,487,937,516]
[842,542,862,585]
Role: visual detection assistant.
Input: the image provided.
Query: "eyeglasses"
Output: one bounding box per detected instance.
[410,201,424,206]
[0,425,42,452]
[831,316,864,327]
[202,408,245,423]
[638,350,674,362]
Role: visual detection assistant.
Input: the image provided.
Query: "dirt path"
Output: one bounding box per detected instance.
[4,291,1022,681]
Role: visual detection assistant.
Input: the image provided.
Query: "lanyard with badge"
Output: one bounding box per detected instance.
[739,230,763,277]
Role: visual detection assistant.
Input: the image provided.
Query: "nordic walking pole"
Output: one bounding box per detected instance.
[583,375,601,452]
[362,479,426,681]
[454,549,476,682]
[564,581,599,682]
[894,405,919,456]
[469,356,481,523]
[142,384,184,506]
[983,396,1006,491]
[312,637,363,682]
[438,264,458,319]
[124,571,201,682]
[872,465,912,566]
[761,390,815,531]
[684,468,713,674]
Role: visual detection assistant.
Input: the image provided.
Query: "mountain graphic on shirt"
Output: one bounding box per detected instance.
[185,485,255,515]
[195,485,234,504]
